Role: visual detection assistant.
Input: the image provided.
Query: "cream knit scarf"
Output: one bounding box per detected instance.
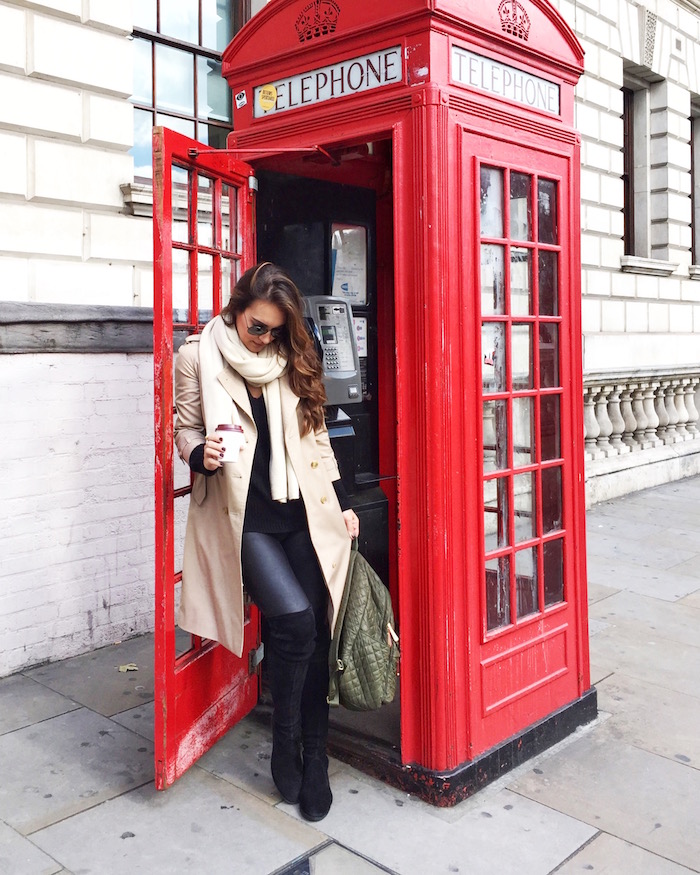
[199,315,300,503]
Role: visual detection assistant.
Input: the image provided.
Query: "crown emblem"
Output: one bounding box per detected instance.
[295,0,341,43]
[498,0,530,41]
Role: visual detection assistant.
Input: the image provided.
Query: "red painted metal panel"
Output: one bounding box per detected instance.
[153,126,259,789]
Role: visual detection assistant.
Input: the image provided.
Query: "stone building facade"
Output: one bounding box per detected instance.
[1,0,699,675]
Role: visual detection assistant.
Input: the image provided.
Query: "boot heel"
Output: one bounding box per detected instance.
[299,755,332,821]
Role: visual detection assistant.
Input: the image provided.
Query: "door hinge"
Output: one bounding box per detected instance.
[248,175,258,192]
[248,642,264,675]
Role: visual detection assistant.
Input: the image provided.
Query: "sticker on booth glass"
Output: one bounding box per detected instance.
[235,90,248,109]
[257,85,278,113]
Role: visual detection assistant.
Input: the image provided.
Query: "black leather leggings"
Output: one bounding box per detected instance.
[241,530,329,642]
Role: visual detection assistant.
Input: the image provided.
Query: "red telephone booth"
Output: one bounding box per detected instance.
[153,0,595,805]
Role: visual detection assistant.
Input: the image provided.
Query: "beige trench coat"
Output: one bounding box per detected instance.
[174,335,352,657]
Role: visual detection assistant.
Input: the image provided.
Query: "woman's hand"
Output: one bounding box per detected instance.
[202,435,225,471]
[342,509,360,539]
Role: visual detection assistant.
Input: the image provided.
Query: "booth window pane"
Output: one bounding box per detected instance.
[538,250,559,316]
[221,183,235,252]
[484,477,510,552]
[481,244,506,315]
[221,256,237,308]
[486,555,511,630]
[516,547,538,617]
[172,249,190,313]
[511,247,531,315]
[539,323,560,388]
[198,252,214,315]
[513,396,534,467]
[480,166,504,238]
[542,466,563,533]
[513,472,536,543]
[482,322,507,393]
[197,56,232,122]
[483,400,508,473]
[544,538,564,605]
[510,172,531,241]
[172,168,190,242]
[540,395,561,460]
[538,179,558,244]
[196,175,214,247]
[512,324,533,390]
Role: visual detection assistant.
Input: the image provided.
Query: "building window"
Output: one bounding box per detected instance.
[622,78,651,258]
[130,1,251,179]
[691,104,700,266]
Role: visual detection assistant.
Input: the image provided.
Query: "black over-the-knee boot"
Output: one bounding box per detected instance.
[265,607,316,804]
[299,628,333,821]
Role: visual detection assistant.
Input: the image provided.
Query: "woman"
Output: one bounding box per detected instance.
[174,262,359,822]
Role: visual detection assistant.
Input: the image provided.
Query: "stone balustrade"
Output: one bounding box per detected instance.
[583,370,700,461]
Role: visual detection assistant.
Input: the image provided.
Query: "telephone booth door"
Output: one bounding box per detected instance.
[153,126,260,789]
[462,130,589,754]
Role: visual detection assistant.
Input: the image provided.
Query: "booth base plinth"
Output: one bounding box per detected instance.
[325,688,598,808]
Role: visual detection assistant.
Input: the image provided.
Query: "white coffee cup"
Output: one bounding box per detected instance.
[214,423,244,463]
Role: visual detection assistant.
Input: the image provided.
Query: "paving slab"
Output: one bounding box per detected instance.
[585,554,699,601]
[589,589,700,649]
[30,766,325,875]
[509,734,700,871]
[679,588,700,610]
[277,842,396,875]
[586,512,663,543]
[0,675,78,736]
[0,820,62,875]
[666,554,700,579]
[586,582,619,605]
[585,529,696,570]
[0,708,153,835]
[555,831,697,874]
[24,636,154,717]
[588,619,700,698]
[197,717,343,806]
[110,701,154,742]
[278,768,595,875]
[645,523,700,554]
[595,673,700,767]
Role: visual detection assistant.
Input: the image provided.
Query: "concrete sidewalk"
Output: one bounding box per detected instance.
[1,477,699,874]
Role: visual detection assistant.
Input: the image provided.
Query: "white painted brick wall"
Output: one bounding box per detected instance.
[31,14,133,96]
[0,352,155,678]
[0,4,27,72]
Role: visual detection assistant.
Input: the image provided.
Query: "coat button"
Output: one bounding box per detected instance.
[320,496,328,504]
[311,461,319,468]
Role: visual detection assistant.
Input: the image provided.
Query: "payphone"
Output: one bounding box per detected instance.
[303,296,361,406]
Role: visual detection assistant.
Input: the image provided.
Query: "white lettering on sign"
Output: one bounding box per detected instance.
[451,46,560,115]
[253,46,403,118]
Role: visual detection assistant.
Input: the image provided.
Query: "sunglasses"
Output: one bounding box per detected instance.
[244,313,285,340]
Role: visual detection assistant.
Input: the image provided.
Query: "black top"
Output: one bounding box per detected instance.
[188,392,352,534]
[243,392,307,533]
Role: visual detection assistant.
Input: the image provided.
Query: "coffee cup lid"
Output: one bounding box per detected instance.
[216,423,243,432]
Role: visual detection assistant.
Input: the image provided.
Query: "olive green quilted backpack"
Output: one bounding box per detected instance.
[328,539,399,711]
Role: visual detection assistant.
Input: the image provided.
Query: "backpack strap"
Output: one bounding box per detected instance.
[327,537,359,707]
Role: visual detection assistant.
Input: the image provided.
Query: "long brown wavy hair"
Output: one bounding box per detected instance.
[220,262,326,434]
